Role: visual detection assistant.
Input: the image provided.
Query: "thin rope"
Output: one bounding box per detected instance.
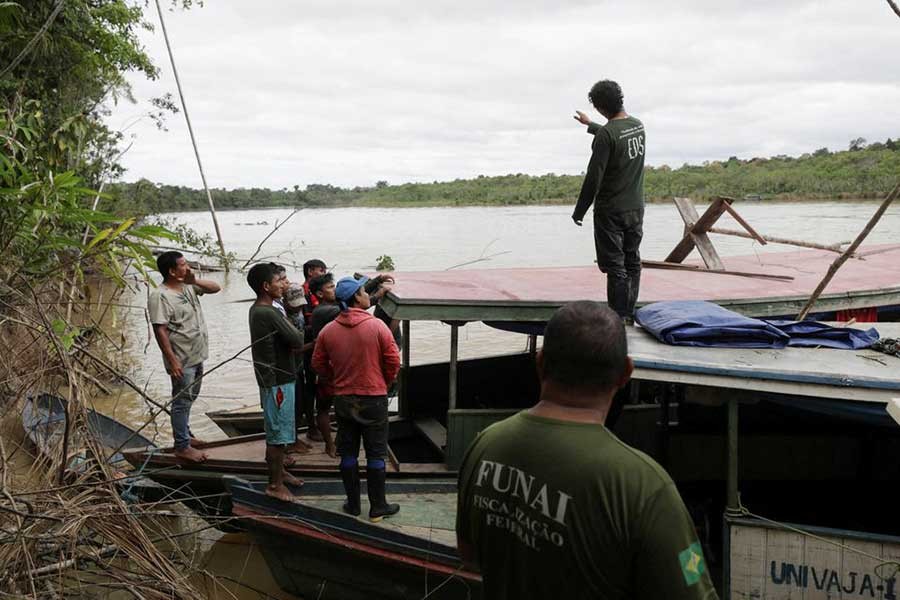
[0,0,65,80]
[153,0,229,271]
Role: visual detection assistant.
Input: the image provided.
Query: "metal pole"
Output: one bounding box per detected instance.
[726,398,740,515]
[399,320,410,418]
[154,0,229,271]
[449,323,459,410]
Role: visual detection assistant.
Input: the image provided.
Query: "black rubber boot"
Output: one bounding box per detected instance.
[606,275,630,319]
[340,466,361,517]
[625,272,641,320]
[366,467,399,522]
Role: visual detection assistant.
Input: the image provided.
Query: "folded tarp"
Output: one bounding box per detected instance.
[765,319,880,350]
[636,301,880,349]
[635,301,791,348]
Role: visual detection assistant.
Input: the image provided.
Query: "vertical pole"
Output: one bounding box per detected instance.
[399,320,410,418]
[154,0,229,271]
[528,334,537,356]
[449,323,459,411]
[726,398,740,515]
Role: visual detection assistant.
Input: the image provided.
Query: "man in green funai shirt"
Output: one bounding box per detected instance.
[572,80,646,320]
[456,301,719,600]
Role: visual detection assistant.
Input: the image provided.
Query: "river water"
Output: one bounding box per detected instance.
[94,200,898,598]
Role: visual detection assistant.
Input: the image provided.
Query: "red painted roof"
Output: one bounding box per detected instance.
[384,245,900,313]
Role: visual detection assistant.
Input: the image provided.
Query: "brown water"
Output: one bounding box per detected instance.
[88,200,899,598]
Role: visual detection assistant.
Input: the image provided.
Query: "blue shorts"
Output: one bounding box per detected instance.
[259,382,296,446]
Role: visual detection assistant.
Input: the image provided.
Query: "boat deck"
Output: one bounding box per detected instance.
[379,244,900,321]
[298,490,458,548]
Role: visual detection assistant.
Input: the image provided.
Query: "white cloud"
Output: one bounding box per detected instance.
[108,0,900,188]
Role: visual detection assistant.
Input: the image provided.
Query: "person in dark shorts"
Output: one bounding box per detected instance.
[309,273,340,457]
[456,302,718,600]
[247,263,306,503]
[311,276,401,521]
[572,79,646,319]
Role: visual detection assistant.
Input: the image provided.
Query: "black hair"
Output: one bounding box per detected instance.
[541,301,627,392]
[309,272,334,295]
[270,262,286,275]
[247,262,278,296]
[156,251,183,281]
[303,259,326,279]
[588,80,624,116]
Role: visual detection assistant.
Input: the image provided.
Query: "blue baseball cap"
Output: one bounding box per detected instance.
[334,275,369,310]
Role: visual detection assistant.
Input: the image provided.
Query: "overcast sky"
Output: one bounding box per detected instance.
[107,0,900,190]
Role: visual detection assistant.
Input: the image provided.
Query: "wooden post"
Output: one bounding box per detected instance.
[399,320,410,418]
[726,398,740,516]
[796,182,900,320]
[528,334,537,356]
[154,0,228,270]
[449,323,460,411]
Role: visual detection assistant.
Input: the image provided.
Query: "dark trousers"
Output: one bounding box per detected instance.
[333,395,389,461]
[594,207,644,318]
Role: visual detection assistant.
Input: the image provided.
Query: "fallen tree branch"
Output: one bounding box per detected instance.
[240,208,301,270]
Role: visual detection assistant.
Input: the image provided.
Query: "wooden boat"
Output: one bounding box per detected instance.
[23,393,162,499]
[227,477,481,600]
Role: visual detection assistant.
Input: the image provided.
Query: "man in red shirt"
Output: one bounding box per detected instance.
[311,276,401,521]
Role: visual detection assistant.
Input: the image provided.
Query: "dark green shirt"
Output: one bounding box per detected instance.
[248,304,305,388]
[456,411,718,600]
[572,116,646,221]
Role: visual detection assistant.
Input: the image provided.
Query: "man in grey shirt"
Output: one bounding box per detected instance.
[148,251,221,463]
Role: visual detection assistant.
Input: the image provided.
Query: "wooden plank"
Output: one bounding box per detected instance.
[722,201,767,245]
[689,197,730,270]
[413,418,447,455]
[728,523,768,599]
[729,521,900,600]
[641,260,795,282]
[665,197,702,263]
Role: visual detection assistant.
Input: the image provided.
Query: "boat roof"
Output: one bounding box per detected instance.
[379,244,900,321]
[628,323,900,404]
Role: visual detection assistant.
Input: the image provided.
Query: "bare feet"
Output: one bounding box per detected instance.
[325,441,337,458]
[286,439,312,455]
[174,446,208,463]
[189,437,207,448]
[282,470,305,487]
[265,484,301,503]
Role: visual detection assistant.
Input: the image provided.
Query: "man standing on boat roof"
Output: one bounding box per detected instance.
[312,275,401,522]
[456,301,718,600]
[148,251,221,463]
[572,79,646,320]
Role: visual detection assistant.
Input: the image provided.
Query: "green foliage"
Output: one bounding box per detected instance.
[103,138,900,213]
[0,77,175,290]
[147,215,237,268]
[375,255,395,271]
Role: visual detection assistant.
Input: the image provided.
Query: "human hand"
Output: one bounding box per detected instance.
[170,357,184,380]
[182,269,196,285]
[573,110,591,126]
[572,217,583,227]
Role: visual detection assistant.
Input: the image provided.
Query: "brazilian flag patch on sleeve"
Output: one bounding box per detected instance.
[678,542,706,586]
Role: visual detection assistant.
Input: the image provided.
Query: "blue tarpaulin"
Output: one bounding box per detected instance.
[635,301,880,349]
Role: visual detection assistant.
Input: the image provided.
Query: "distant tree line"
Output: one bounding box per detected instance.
[105,137,900,214]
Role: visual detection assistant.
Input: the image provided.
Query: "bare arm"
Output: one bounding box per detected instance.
[183,271,221,294]
[152,323,183,379]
